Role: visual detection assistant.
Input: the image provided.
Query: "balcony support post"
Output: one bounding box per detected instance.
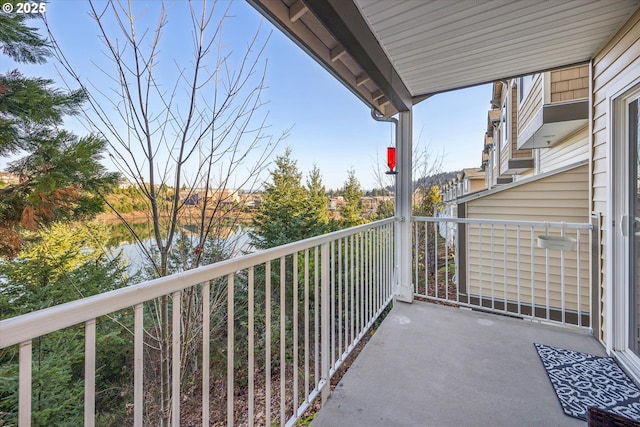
[395,109,414,303]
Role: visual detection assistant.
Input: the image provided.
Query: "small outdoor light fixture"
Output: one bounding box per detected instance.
[385,146,397,175]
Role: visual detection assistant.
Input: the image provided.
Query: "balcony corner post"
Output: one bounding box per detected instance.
[395,109,414,303]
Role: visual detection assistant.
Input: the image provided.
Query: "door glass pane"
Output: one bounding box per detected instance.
[631,98,640,356]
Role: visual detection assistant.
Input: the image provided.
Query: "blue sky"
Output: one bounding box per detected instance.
[1,1,490,190]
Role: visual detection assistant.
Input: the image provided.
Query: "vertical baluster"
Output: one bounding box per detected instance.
[453,222,458,303]
[490,225,495,310]
[350,235,355,344]
[281,255,289,424]
[434,219,439,299]
[330,242,335,368]
[503,224,508,313]
[531,227,536,319]
[445,220,449,301]
[424,221,429,297]
[134,304,143,426]
[516,226,521,316]
[362,232,367,326]
[19,340,32,426]
[577,230,582,327]
[360,233,365,332]
[355,234,360,336]
[414,222,418,294]
[384,224,389,301]
[314,249,319,390]
[370,230,374,321]
[172,291,181,427]
[338,239,343,360]
[321,242,330,404]
[545,224,550,321]
[366,230,370,322]
[375,228,380,312]
[359,233,367,333]
[561,224,566,324]
[343,237,349,352]
[479,224,483,308]
[202,284,211,426]
[293,254,299,417]
[85,319,96,427]
[390,223,394,300]
[266,261,272,425]
[247,269,254,425]
[304,250,310,402]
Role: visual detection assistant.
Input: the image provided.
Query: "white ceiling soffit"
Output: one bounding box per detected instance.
[355,0,639,96]
[247,0,639,116]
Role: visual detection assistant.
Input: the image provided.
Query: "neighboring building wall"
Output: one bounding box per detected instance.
[516,64,589,180]
[550,66,589,102]
[592,7,640,344]
[468,178,485,193]
[518,74,543,128]
[539,126,589,174]
[507,84,533,163]
[462,164,590,320]
[465,164,588,220]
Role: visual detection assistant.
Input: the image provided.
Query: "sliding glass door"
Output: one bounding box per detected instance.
[630,98,640,356]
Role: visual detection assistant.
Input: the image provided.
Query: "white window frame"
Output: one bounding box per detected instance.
[518,74,536,105]
[500,93,509,148]
[608,79,640,381]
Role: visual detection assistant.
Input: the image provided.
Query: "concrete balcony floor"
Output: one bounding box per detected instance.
[312,300,605,427]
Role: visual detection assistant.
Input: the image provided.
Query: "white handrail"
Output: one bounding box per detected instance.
[0,218,394,349]
[414,216,593,229]
[2,218,396,427]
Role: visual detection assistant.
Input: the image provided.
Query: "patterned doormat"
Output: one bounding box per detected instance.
[534,343,640,421]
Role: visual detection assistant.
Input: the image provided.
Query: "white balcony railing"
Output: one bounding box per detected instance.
[413,216,593,329]
[0,219,395,426]
[0,216,595,425]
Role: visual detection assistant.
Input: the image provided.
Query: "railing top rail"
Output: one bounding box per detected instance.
[0,218,394,349]
[413,216,593,230]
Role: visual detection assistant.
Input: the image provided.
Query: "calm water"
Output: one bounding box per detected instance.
[110,225,254,277]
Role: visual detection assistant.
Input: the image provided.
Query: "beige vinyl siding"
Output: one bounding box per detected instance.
[467,165,588,221]
[511,86,531,159]
[539,126,589,174]
[500,85,532,175]
[592,7,640,343]
[465,165,589,317]
[469,178,485,193]
[518,74,543,132]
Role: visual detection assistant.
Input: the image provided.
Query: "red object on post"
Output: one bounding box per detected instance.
[386,146,397,175]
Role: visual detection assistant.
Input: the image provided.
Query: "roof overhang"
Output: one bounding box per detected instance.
[247,0,639,117]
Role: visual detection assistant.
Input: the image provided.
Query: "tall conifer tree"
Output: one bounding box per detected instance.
[0,5,118,257]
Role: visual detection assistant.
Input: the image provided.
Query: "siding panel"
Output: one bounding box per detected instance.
[539,126,589,172]
[591,7,640,343]
[518,74,543,131]
[465,165,589,316]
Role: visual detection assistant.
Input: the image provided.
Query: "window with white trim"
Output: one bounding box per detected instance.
[500,94,509,148]
[518,74,535,104]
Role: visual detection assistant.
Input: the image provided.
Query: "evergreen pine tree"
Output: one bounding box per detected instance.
[305,165,330,233]
[0,8,118,257]
[251,151,335,249]
[0,1,49,64]
[339,169,366,227]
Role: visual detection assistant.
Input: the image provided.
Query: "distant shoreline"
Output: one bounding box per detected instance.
[94,208,253,225]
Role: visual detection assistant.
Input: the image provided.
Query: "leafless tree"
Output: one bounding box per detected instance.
[371,125,443,204]
[46,1,287,424]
